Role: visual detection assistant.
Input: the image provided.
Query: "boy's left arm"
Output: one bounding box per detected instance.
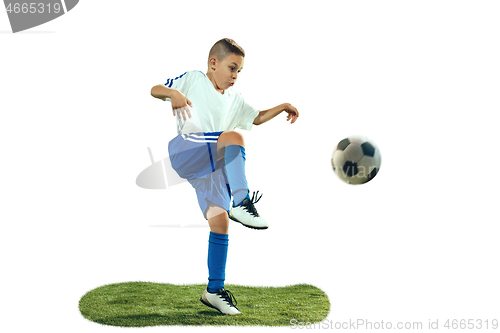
[253,103,299,125]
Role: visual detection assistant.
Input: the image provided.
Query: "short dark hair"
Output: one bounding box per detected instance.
[208,38,245,62]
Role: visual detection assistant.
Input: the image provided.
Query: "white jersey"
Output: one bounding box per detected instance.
[163,71,259,134]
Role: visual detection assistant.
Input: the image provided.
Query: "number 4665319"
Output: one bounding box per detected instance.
[6,3,62,14]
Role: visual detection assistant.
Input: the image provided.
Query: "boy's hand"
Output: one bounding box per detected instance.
[253,103,300,126]
[284,103,299,124]
[171,90,193,121]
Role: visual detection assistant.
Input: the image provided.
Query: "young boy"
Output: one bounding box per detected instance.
[150,38,299,315]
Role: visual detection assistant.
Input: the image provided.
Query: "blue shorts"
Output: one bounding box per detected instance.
[168,132,232,219]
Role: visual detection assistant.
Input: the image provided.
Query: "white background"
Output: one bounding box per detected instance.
[1,1,499,332]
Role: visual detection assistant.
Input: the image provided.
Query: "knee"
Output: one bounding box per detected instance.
[219,131,245,147]
[207,206,229,234]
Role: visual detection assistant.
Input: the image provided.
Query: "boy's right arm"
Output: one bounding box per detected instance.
[151,85,192,120]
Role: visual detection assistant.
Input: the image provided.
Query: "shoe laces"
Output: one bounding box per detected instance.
[218,289,238,307]
[243,191,263,217]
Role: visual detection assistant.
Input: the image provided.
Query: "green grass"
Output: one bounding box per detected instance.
[79,282,330,327]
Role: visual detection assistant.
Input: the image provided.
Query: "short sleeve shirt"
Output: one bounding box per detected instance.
[163,71,259,134]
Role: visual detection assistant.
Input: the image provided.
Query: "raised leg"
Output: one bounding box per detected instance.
[217,130,245,158]
[217,131,249,206]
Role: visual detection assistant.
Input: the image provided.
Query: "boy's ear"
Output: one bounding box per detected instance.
[208,57,218,70]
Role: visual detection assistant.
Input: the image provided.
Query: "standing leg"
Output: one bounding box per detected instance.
[207,206,229,234]
[206,206,229,293]
[200,206,241,315]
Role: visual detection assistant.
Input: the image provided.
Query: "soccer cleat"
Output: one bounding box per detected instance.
[200,288,241,315]
[229,191,268,230]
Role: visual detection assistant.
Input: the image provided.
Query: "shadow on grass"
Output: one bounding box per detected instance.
[79,282,330,327]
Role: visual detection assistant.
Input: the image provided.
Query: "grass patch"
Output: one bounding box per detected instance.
[79,282,330,327]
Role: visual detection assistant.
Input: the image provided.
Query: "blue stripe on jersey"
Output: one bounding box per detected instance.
[165,72,187,88]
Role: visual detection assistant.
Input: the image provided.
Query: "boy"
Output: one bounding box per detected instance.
[150,38,299,315]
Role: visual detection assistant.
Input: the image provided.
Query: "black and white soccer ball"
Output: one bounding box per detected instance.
[331,136,381,185]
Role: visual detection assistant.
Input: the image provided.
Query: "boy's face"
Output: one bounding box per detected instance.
[210,53,244,92]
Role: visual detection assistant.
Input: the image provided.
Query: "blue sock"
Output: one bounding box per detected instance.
[207,231,229,293]
[224,145,250,207]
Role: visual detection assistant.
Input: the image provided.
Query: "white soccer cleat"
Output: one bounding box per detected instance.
[229,191,268,230]
[200,288,241,315]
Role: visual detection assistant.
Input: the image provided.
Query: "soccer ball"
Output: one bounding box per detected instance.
[331,136,381,185]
